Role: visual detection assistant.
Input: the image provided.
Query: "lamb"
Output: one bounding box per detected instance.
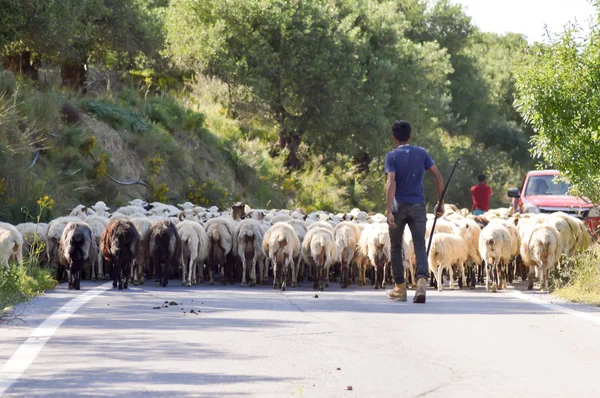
[91,201,110,217]
[234,219,265,286]
[479,222,512,292]
[101,220,139,290]
[333,221,361,288]
[356,223,391,289]
[205,216,237,284]
[0,222,24,269]
[177,220,209,287]
[15,222,48,260]
[84,215,109,280]
[520,224,562,291]
[302,227,337,290]
[60,222,96,290]
[428,233,469,292]
[46,216,82,266]
[145,220,182,287]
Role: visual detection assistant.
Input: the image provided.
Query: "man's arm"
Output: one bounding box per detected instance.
[386,172,397,228]
[427,165,445,217]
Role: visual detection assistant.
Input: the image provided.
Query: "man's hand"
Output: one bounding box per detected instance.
[434,202,445,218]
[387,212,397,229]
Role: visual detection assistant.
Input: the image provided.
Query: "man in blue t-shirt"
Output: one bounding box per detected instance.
[384,120,444,303]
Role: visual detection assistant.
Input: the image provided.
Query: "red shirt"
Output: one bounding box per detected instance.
[471,183,492,211]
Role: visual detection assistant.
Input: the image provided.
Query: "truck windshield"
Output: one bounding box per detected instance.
[525,175,570,196]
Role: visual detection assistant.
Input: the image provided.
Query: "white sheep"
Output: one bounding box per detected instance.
[177,220,209,287]
[46,216,82,266]
[90,201,110,217]
[128,217,153,285]
[234,219,265,286]
[205,216,237,284]
[333,221,361,288]
[84,215,109,280]
[302,226,337,290]
[307,220,334,232]
[356,223,391,289]
[263,222,301,290]
[0,222,24,269]
[479,222,512,292]
[428,233,469,292]
[451,218,482,288]
[15,222,48,260]
[520,224,562,291]
[69,204,94,220]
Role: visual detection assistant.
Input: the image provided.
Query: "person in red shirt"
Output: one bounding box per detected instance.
[471,174,492,215]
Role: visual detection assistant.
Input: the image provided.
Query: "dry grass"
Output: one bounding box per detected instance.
[552,246,600,306]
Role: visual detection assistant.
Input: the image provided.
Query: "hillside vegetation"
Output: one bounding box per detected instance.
[0,0,535,223]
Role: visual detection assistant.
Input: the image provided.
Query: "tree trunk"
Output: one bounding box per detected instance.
[275,126,303,170]
[61,59,87,92]
[353,151,372,173]
[2,51,39,81]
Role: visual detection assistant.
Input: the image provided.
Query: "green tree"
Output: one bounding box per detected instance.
[166,0,452,169]
[515,20,600,203]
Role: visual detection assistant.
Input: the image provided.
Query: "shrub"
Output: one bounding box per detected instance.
[81,100,150,133]
[550,248,600,305]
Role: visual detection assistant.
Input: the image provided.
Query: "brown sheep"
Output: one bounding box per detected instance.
[101,220,140,290]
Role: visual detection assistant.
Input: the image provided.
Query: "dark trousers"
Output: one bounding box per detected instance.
[389,203,429,284]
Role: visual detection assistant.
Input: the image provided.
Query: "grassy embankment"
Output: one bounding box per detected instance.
[551,248,600,306]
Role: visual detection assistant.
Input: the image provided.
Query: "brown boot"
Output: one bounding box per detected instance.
[413,278,427,303]
[386,282,407,301]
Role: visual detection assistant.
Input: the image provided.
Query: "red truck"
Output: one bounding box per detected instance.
[508,170,600,235]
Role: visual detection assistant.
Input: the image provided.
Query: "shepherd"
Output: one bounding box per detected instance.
[471,174,492,216]
[385,120,444,303]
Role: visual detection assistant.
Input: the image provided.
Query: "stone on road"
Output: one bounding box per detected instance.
[1,282,600,397]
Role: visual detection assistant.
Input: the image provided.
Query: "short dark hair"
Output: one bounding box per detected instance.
[478,174,487,182]
[392,120,411,142]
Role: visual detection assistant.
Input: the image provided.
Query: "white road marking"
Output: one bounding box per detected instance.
[507,290,600,325]
[0,283,111,396]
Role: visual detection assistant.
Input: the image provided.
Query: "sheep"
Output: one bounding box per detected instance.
[205,216,237,284]
[479,222,512,292]
[302,227,337,290]
[91,201,110,217]
[428,233,469,292]
[356,223,390,289]
[60,222,96,290]
[267,214,293,224]
[69,204,93,219]
[145,220,182,287]
[550,212,590,255]
[263,222,301,290]
[115,205,147,216]
[247,209,266,220]
[101,220,139,290]
[231,202,247,221]
[543,215,573,262]
[84,215,109,280]
[0,222,24,269]
[307,221,335,232]
[46,216,82,266]
[451,218,482,288]
[520,224,562,291]
[177,220,209,287]
[15,222,48,260]
[288,219,308,282]
[467,215,489,230]
[333,221,361,288]
[234,219,265,286]
[402,227,417,288]
[425,218,456,240]
[129,217,153,285]
[369,213,387,224]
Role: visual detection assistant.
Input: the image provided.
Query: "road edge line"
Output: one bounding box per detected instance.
[0,283,111,396]
[507,290,600,325]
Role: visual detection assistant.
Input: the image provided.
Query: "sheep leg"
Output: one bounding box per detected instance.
[272,257,279,289]
[281,259,289,291]
[186,257,193,287]
[539,264,547,291]
[209,264,214,285]
[373,266,379,290]
[492,265,498,293]
[123,260,130,289]
[290,257,298,288]
[324,263,330,288]
[250,254,258,286]
[257,258,264,285]
[241,256,247,287]
[181,254,187,286]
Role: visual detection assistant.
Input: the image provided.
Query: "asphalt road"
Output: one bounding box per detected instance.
[1,280,600,398]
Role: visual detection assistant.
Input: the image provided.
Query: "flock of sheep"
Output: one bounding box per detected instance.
[0,199,593,293]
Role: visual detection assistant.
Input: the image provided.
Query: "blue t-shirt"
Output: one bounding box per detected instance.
[384,145,434,204]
